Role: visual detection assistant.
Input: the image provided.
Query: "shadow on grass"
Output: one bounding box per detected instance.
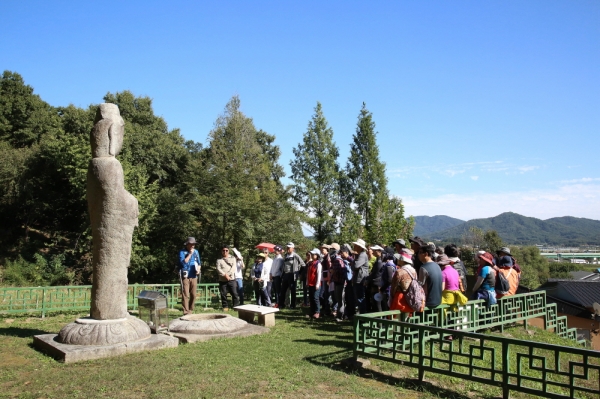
[304,349,473,399]
[0,326,50,338]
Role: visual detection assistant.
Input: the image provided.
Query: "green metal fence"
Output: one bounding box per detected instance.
[400,291,581,343]
[0,283,221,317]
[354,311,600,399]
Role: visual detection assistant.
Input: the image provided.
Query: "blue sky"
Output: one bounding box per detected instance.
[2,1,599,221]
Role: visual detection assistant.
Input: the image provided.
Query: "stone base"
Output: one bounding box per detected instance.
[168,313,269,343]
[57,315,151,346]
[33,333,179,363]
[169,324,269,343]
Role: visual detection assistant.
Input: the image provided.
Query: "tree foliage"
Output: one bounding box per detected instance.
[290,102,341,243]
[510,246,550,290]
[342,103,412,244]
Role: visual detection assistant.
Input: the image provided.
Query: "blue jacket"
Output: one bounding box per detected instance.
[179,249,201,278]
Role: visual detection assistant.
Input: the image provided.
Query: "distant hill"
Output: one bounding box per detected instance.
[412,215,465,236]
[426,212,600,246]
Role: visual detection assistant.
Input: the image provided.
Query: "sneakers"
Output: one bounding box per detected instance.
[313,313,320,319]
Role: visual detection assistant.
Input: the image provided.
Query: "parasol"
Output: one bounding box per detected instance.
[255,242,276,253]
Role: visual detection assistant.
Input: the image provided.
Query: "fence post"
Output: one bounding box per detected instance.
[502,340,510,399]
[41,287,46,319]
[418,327,425,381]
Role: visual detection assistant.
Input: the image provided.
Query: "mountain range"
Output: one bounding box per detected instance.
[412,212,600,246]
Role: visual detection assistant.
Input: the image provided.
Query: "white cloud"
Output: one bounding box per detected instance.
[402,181,600,220]
[517,166,539,173]
[470,176,479,181]
[389,160,541,179]
[559,177,600,184]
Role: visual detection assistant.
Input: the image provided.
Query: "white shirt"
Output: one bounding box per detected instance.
[234,258,244,279]
[261,259,271,283]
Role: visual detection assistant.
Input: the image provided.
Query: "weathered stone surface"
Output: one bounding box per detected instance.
[87,103,138,321]
[168,313,248,335]
[57,315,151,346]
[34,333,178,363]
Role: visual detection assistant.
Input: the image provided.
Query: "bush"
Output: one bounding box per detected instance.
[0,253,75,287]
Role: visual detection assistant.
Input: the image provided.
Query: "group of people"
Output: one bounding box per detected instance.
[176,235,522,318]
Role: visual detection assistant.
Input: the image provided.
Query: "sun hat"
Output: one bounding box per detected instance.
[400,249,414,265]
[320,243,331,249]
[427,242,436,250]
[352,238,367,250]
[330,243,340,251]
[409,236,426,247]
[256,252,267,259]
[392,238,406,248]
[274,245,283,252]
[370,245,384,251]
[496,247,512,256]
[479,252,495,266]
[232,248,242,259]
[436,254,452,266]
[309,248,320,255]
[286,242,295,248]
[184,237,197,245]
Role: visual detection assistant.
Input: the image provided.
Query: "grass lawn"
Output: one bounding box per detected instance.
[0,308,594,399]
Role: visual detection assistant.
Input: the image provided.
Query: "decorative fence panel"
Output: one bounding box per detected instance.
[354,312,600,399]
[398,291,581,342]
[0,284,221,317]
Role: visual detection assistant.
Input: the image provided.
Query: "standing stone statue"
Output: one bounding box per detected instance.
[87,103,138,320]
[57,104,150,345]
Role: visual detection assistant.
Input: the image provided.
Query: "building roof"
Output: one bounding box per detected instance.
[538,279,600,309]
[570,271,600,281]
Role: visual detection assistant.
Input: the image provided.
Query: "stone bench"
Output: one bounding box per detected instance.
[233,304,279,327]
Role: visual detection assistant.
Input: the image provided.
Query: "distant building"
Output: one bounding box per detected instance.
[536,279,600,349]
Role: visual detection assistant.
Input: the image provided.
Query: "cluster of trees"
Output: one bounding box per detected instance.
[0,71,411,286]
[290,102,413,246]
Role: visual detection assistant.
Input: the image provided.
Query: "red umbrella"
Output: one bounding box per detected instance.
[255,242,276,253]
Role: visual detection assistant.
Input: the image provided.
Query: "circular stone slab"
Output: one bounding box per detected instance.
[169,313,248,335]
[57,315,151,346]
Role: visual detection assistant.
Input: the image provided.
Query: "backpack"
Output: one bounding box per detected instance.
[343,259,353,281]
[403,267,425,312]
[495,268,511,295]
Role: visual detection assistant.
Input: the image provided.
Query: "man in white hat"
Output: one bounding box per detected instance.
[277,242,305,309]
[351,238,369,315]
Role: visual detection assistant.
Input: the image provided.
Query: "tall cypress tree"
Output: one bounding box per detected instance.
[290,102,341,243]
[345,103,411,244]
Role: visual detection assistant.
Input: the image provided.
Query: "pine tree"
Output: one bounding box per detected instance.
[290,102,341,243]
